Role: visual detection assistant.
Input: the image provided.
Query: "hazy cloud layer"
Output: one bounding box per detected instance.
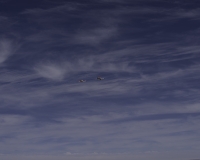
[0,0,200,159]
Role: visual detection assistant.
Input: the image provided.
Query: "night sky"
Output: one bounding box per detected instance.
[1,0,200,160]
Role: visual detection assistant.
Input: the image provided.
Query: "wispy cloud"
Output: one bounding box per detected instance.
[34,62,66,81]
[73,27,117,45]
[0,110,200,159]
[0,16,8,21]
[1,0,200,159]
[21,3,78,15]
[33,52,134,81]
[0,39,13,64]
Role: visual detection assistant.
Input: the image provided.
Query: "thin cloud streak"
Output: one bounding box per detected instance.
[34,62,66,81]
[0,111,200,158]
[0,39,13,64]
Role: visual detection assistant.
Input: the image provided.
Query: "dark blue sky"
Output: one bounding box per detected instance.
[1,0,200,159]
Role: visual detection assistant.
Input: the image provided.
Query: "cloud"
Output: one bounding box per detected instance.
[64,56,133,73]
[0,39,13,64]
[1,1,200,158]
[174,9,200,19]
[0,152,199,160]
[1,64,200,159]
[21,3,78,15]
[33,51,135,80]
[0,16,8,21]
[20,1,123,47]
[73,27,117,45]
[0,110,200,158]
[34,62,66,80]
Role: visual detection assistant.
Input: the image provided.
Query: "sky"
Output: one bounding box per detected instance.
[0,0,200,159]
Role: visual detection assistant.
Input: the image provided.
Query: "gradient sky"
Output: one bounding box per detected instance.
[1,0,200,160]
